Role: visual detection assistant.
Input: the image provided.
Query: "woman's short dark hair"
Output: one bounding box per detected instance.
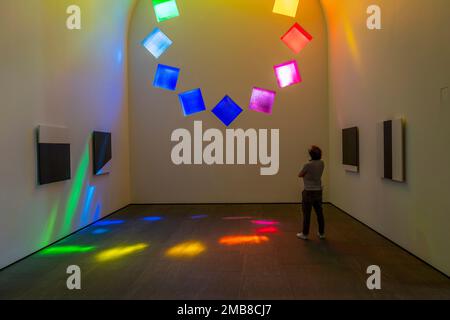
[309,145,322,160]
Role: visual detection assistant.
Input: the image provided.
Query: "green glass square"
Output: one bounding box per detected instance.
[153,0,180,22]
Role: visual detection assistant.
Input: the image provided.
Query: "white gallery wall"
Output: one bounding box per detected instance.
[322,0,450,275]
[128,0,329,203]
[0,0,135,269]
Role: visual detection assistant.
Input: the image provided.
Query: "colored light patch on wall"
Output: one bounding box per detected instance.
[179,88,207,116]
[94,220,124,226]
[96,243,149,262]
[274,60,301,88]
[249,87,276,115]
[143,216,163,222]
[166,241,206,258]
[281,23,313,54]
[153,0,180,23]
[273,0,300,18]
[256,227,278,234]
[142,28,173,59]
[40,245,95,255]
[153,64,180,91]
[219,235,269,246]
[251,220,280,226]
[212,95,243,127]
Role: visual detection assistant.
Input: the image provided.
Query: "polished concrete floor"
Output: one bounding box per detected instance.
[0,204,449,300]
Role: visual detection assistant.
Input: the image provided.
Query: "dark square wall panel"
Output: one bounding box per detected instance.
[37,125,71,185]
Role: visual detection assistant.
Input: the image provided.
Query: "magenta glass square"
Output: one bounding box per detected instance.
[274,60,302,88]
[249,87,276,114]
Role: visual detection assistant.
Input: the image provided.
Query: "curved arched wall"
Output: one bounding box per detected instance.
[128,0,329,203]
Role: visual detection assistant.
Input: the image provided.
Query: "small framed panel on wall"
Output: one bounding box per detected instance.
[93,131,112,176]
[342,127,359,173]
[377,119,405,182]
[37,125,71,185]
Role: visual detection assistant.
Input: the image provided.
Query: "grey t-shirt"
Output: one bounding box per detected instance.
[299,160,324,191]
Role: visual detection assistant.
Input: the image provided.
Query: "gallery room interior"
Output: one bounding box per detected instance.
[0,0,449,300]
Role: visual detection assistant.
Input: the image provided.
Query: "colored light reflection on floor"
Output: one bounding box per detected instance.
[143,216,163,222]
[256,226,278,234]
[92,228,109,235]
[40,245,95,255]
[222,216,253,220]
[94,220,124,226]
[219,235,269,246]
[96,243,149,262]
[166,241,206,258]
[251,220,280,226]
[190,214,208,219]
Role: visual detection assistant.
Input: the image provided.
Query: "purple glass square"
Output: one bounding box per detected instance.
[249,87,276,114]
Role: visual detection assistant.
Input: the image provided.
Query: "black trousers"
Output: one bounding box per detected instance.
[302,190,325,235]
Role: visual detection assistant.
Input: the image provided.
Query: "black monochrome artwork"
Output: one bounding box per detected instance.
[377,119,405,182]
[93,131,112,175]
[37,125,71,185]
[342,127,359,173]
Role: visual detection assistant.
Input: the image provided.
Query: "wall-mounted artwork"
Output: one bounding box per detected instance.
[37,125,71,185]
[342,127,359,172]
[377,119,405,182]
[93,131,112,176]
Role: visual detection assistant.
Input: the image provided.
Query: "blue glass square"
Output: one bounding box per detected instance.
[141,28,173,59]
[178,88,207,116]
[212,96,243,126]
[153,64,180,91]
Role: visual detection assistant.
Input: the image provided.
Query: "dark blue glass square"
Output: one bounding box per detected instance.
[211,95,243,127]
[153,64,180,91]
[178,88,207,116]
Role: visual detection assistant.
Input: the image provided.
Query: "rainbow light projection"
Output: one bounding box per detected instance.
[94,220,124,226]
[153,64,180,91]
[143,1,313,125]
[281,23,313,54]
[256,226,278,234]
[273,0,300,17]
[191,214,208,219]
[178,88,207,116]
[96,243,149,262]
[251,220,280,226]
[152,0,180,23]
[92,228,109,235]
[143,216,163,222]
[142,28,173,59]
[40,245,95,255]
[212,95,243,127]
[166,241,206,258]
[219,235,269,246]
[249,87,277,114]
[222,216,253,220]
[274,60,302,88]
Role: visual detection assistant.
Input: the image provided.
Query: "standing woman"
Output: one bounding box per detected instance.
[297,145,325,240]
